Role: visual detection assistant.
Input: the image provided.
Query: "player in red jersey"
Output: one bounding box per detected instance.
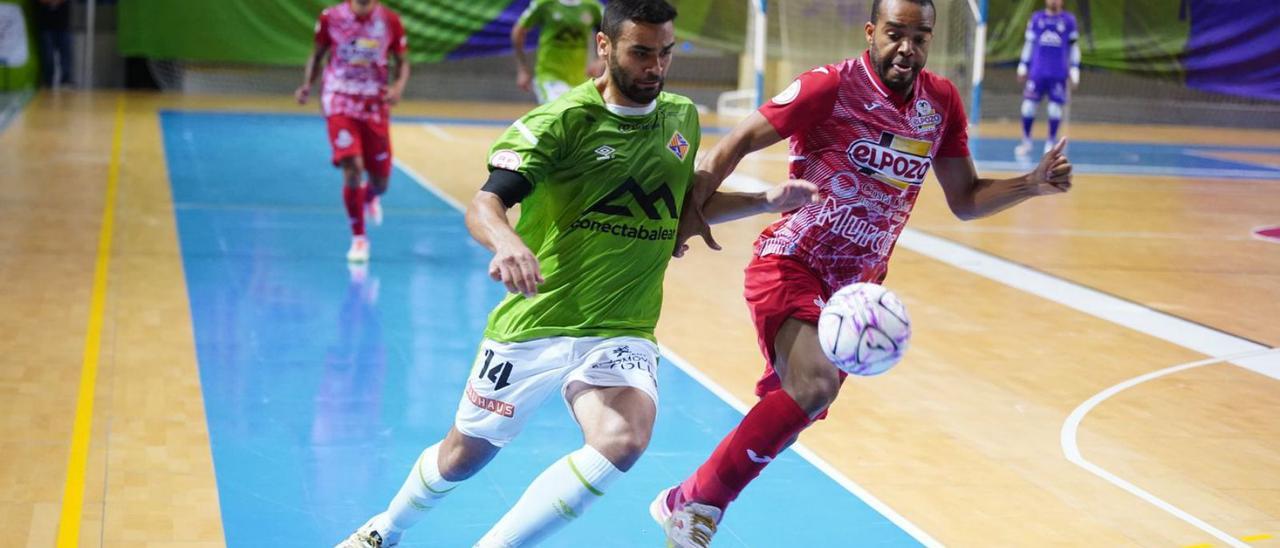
[297,0,409,263]
[652,0,1073,544]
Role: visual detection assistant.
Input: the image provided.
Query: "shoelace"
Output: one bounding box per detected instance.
[358,531,383,548]
[688,513,716,546]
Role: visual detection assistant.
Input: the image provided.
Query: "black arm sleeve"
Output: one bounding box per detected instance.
[481,169,534,208]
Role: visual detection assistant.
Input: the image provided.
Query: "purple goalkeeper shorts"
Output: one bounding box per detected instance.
[1023,77,1067,104]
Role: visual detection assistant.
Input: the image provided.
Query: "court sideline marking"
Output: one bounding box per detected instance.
[1061,348,1280,548]
[392,159,944,548]
[56,95,124,547]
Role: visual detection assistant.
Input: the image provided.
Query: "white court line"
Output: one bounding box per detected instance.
[896,229,1280,381]
[421,123,458,142]
[392,158,466,211]
[659,345,943,548]
[1061,348,1280,548]
[395,163,942,547]
[907,224,1260,242]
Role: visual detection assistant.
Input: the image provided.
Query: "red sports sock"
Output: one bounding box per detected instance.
[680,389,811,510]
[343,184,366,236]
[365,182,384,202]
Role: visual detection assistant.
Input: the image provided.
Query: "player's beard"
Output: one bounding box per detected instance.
[869,48,922,93]
[609,52,664,105]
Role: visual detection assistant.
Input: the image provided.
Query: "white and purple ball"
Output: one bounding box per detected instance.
[817,283,911,376]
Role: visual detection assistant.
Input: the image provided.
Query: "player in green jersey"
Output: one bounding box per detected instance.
[337,2,809,546]
[512,0,604,103]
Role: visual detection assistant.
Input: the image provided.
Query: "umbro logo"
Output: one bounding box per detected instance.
[595,145,616,161]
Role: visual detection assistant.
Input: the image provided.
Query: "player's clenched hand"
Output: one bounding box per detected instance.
[672,199,720,258]
[516,67,533,93]
[489,240,543,297]
[764,179,820,212]
[386,86,403,106]
[1031,138,1073,194]
[673,178,721,258]
[294,85,310,105]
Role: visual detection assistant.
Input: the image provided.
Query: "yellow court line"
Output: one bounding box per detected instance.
[56,95,125,547]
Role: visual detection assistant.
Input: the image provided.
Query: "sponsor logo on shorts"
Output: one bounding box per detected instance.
[590,346,656,380]
[466,383,515,417]
[489,149,523,171]
[335,129,354,148]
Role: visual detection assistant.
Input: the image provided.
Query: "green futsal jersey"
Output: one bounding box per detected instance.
[518,0,602,86]
[483,81,701,342]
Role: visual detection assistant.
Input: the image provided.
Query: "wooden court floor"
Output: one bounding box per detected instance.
[1,90,1278,547]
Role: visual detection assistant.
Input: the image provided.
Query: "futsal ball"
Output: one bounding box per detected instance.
[817,283,911,376]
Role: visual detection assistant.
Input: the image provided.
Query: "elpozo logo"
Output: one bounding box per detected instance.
[846,132,934,194]
[909,99,942,133]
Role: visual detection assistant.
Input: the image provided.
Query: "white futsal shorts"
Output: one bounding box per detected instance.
[454,335,660,447]
[534,78,572,104]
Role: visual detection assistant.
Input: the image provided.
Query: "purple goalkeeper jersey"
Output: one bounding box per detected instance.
[1025,10,1078,81]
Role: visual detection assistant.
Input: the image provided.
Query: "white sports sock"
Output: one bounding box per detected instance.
[475,445,623,547]
[373,443,460,541]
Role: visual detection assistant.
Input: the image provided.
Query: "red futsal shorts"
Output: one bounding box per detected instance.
[744,254,847,415]
[326,114,392,179]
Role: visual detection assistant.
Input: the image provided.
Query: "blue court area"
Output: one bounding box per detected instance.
[160,111,921,547]
[968,138,1280,180]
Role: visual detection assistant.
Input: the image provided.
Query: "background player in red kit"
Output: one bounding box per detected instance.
[653,0,1074,545]
[296,0,410,263]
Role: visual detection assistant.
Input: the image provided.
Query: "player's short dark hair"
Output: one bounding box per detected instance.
[602,0,678,42]
[870,0,936,23]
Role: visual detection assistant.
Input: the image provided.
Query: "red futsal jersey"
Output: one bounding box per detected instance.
[314,2,407,126]
[754,51,970,292]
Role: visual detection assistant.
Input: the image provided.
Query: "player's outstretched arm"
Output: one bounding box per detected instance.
[672,111,794,256]
[466,190,543,297]
[933,138,1073,221]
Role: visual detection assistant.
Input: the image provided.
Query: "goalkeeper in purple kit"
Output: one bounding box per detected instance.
[1016,0,1080,158]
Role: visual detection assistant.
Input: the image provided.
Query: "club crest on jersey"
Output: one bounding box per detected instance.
[667,131,689,161]
[909,99,943,133]
[846,132,934,194]
[772,80,802,105]
[490,149,523,171]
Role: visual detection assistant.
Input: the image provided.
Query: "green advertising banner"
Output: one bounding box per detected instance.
[118,0,750,66]
[985,0,1190,78]
[0,0,38,91]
